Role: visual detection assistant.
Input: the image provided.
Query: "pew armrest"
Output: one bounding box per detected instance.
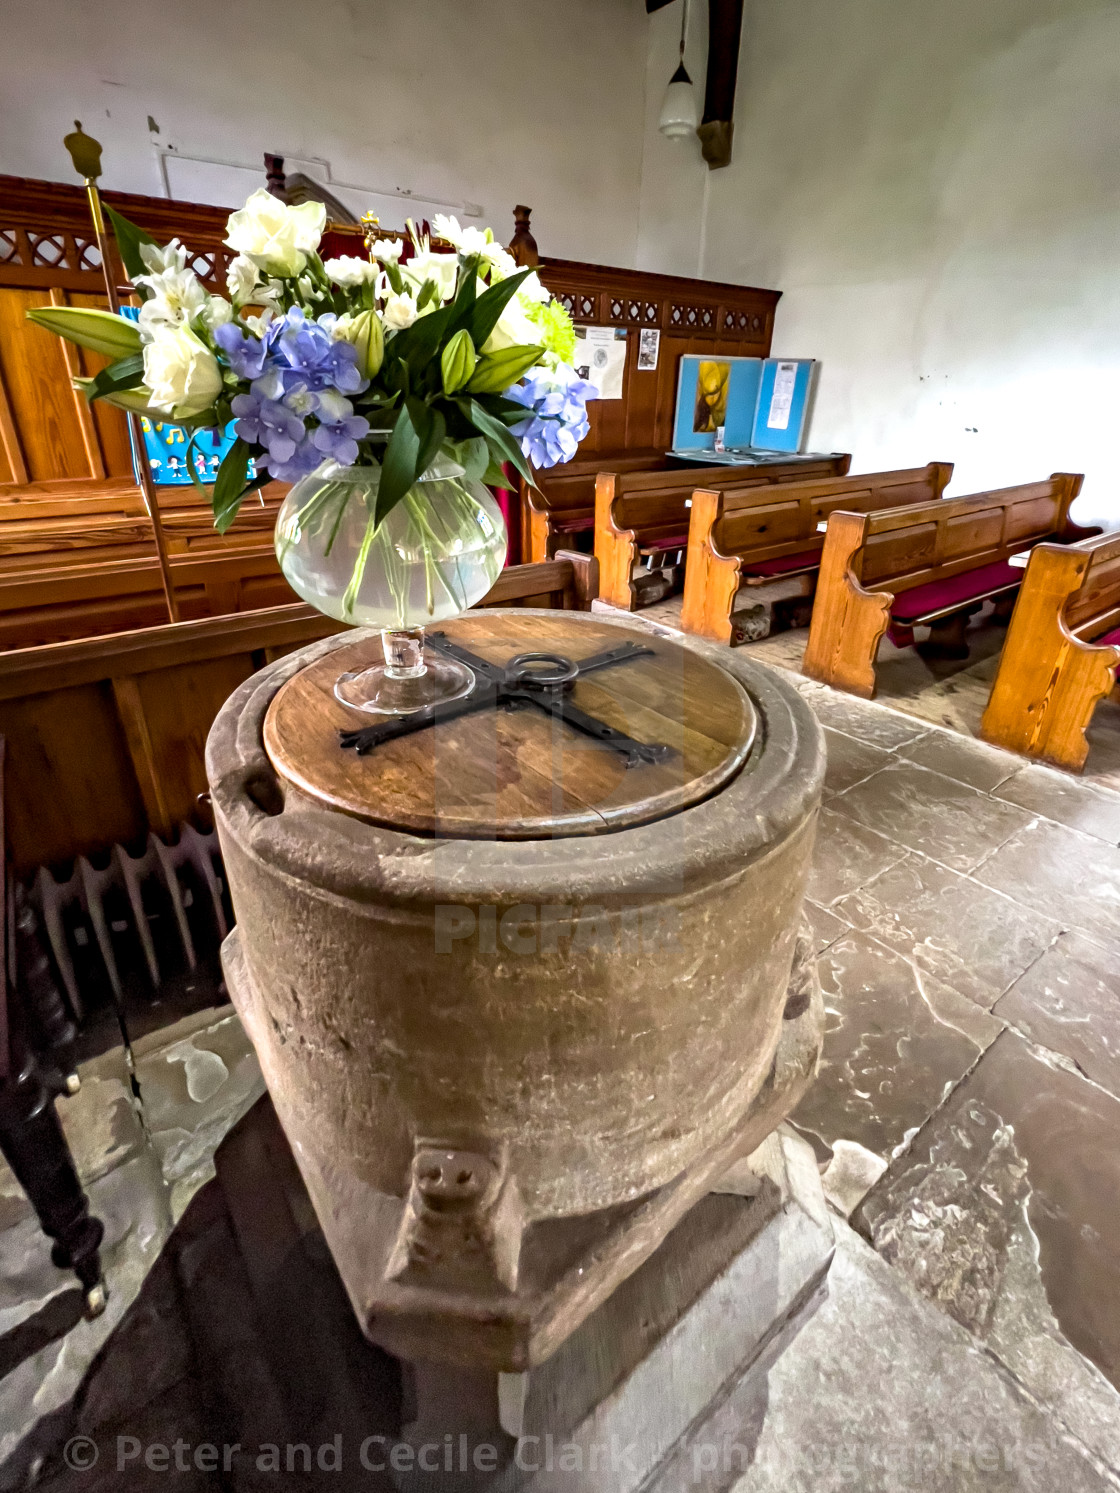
[801,511,894,698]
[981,542,1120,772]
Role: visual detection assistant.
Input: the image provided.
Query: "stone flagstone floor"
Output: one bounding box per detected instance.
[2,615,1120,1488]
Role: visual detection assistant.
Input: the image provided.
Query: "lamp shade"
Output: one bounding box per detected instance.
[658,61,699,138]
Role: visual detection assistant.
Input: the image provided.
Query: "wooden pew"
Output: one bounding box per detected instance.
[595,453,852,611]
[524,449,672,563]
[802,473,1087,699]
[980,530,1120,772]
[0,554,598,872]
[679,463,952,644]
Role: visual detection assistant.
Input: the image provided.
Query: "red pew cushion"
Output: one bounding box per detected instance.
[1095,626,1120,674]
[551,514,594,534]
[743,547,821,578]
[639,533,690,554]
[890,560,1021,623]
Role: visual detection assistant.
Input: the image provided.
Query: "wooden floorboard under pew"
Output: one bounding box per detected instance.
[679,463,951,645]
[980,529,1120,772]
[595,453,852,613]
[801,473,1090,699]
[0,555,598,873]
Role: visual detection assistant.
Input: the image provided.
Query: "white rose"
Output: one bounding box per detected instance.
[324,255,378,288]
[382,292,419,331]
[226,254,260,302]
[135,267,208,337]
[143,325,223,418]
[202,295,233,330]
[224,188,326,277]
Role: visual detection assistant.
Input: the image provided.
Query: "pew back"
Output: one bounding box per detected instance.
[803,473,1084,698]
[680,462,948,643]
[854,478,1082,593]
[597,453,851,609]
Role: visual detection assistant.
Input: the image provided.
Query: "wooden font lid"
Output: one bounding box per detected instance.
[263,613,756,839]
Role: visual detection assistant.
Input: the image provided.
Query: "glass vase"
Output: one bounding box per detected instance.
[274,453,507,714]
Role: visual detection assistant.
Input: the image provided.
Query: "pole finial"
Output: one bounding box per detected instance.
[63,122,103,182]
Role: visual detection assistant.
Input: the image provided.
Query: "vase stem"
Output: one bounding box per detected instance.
[382,627,427,680]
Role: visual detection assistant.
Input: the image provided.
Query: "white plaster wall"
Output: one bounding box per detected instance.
[0,0,648,267]
[640,0,1120,526]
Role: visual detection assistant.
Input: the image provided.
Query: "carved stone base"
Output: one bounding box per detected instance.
[390,1126,833,1493]
[221,922,824,1373]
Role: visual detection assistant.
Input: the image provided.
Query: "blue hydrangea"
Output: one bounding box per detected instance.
[224,309,370,480]
[505,365,598,469]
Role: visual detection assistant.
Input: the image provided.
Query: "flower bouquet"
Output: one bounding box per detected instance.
[28,189,597,712]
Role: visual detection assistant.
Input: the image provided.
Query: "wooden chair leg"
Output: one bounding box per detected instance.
[0,1043,106,1315]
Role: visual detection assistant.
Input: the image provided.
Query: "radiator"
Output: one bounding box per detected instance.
[29,825,229,1021]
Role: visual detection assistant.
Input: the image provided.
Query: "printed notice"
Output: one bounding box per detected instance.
[637,328,660,371]
[766,361,798,430]
[574,326,627,400]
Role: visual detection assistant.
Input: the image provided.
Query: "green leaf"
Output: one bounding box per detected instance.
[26,305,142,359]
[447,435,490,482]
[375,403,422,526]
[459,268,532,353]
[87,352,145,402]
[212,438,253,533]
[456,396,533,488]
[412,398,446,481]
[104,203,162,283]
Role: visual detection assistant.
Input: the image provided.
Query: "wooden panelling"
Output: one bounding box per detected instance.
[0,555,599,871]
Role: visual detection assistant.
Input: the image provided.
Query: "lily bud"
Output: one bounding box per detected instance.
[440,328,477,394]
[334,309,384,379]
[26,306,143,360]
[467,342,544,395]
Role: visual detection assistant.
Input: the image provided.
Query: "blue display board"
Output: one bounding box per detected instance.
[672,356,763,453]
[750,359,816,453]
[673,355,817,456]
[119,307,250,487]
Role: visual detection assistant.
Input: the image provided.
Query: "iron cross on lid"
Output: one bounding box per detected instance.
[338,632,674,767]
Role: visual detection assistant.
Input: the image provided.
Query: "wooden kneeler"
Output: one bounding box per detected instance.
[980,531,1120,772]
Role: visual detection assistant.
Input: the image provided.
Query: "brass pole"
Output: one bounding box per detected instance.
[65,124,179,623]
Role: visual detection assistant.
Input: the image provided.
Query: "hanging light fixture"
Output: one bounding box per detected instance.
[658,0,699,139]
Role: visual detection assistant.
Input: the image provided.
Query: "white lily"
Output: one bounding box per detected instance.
[136,266,208,338]
[367,236,403,264]
[138,238,189,276]
[226,254,260,303]
[402,249,459,304]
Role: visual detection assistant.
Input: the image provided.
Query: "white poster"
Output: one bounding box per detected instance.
[766,361,798,430]
[574,326,627,400]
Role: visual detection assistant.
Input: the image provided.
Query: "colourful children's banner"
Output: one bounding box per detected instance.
[119,307,253,487]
